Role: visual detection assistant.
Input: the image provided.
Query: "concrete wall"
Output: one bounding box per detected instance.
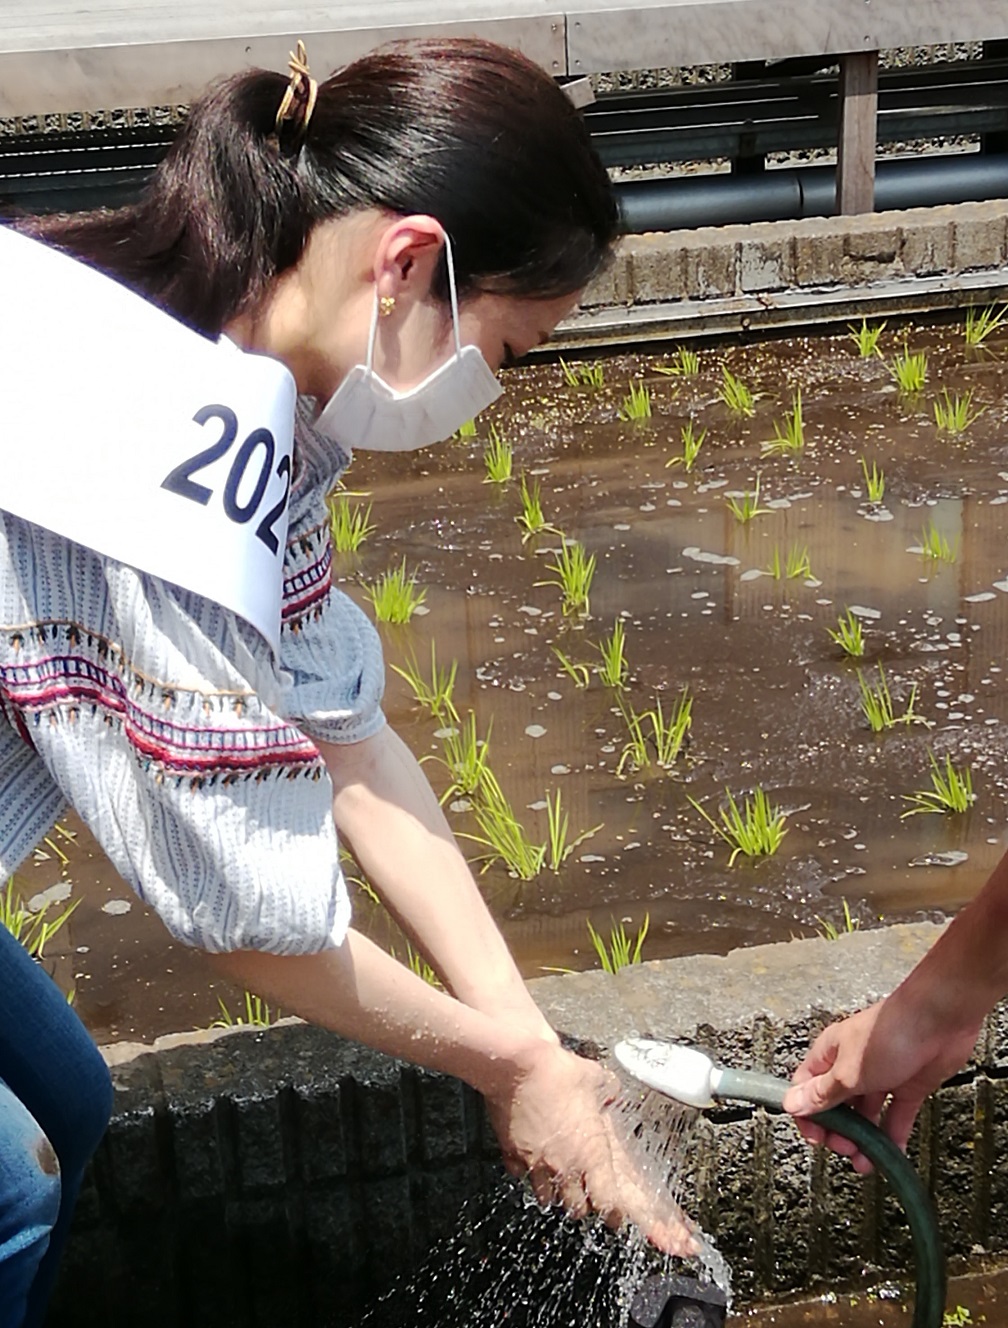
[563,198,1008,345]
[47,922,1008,1326]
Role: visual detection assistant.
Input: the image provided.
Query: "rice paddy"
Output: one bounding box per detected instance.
[39,313,1008,1042]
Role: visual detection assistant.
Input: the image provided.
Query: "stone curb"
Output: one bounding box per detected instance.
[563,198,1008,344]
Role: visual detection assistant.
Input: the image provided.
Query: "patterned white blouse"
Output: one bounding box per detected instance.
[0,405,385,954]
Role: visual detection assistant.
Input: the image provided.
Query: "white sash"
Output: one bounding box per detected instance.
[0,226,296,654]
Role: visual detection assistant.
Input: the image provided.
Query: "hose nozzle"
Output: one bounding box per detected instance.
[614,1037,789,1111]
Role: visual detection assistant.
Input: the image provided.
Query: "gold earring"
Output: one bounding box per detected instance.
[378,295,396,318]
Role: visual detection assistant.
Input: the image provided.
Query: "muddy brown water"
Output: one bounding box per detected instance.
[17,318,1008,1045]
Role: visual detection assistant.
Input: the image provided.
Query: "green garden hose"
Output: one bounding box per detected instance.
[615,1040,946,1328]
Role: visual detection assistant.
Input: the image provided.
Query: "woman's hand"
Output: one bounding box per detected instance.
[782,995,984,1172]
[484,1038,697,1256]
[208,937,693,1250]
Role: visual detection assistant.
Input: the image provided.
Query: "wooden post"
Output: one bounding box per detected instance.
[836,50,878,215]
[981,39,1008,155]
[731,60,767,176]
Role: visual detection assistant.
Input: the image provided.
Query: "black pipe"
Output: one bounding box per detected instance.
[617,152,1008,232]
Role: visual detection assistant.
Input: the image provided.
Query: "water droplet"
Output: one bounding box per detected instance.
[26,881,73,912]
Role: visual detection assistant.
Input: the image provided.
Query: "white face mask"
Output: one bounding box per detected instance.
[314,233,502,452]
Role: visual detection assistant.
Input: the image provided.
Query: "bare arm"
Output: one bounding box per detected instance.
[783,845,1008,1167]
[319,725,556,1042]
[209,928,543,1097]
[208,932,693,1253]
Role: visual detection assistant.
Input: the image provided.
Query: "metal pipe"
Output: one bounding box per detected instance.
[617,153,1008,232]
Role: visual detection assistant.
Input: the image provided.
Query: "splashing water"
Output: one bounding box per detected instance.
[357,1071,730,1328]
[604,1081,732,1310]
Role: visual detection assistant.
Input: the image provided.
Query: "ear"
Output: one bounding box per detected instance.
[372,215,446,307]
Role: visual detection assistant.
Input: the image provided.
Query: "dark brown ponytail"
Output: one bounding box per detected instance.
[22,39,617,337]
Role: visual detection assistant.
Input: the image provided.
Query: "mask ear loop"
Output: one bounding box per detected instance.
[363,290,381,381]
[442,233,463,357]
[366,229,462,377]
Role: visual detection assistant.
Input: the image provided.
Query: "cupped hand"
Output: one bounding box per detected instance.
[782,995,983,1172]
[484,1040,697,1255]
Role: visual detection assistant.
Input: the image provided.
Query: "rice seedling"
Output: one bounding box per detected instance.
[762,387,804,457]
[848,318,886,358]
[943,1305,974,1327]
[618,380,653,422]
[552,646,591,689]
[617,706,651,777]
[390,642,458,722]
[815,898,860,940]
[689,787,788,866]
[0,878,79,959]
[765,543,813,581]
[560,358,605,389]
[454,417,478,440]
[616,689,692,776]
[932,388,983,437]
[483,424,513,484]
[901,750,975,818]
[463,769,546,879]
[665,419,707,473]
[536,539,596,617]
[363,558,427,623]
[857,664,921,732]
[786,544,813,580]
[593,619,629,690]
[212,990,278,1028]
[515,472,556,543]
[887,345,928,395]
[401,943,442,988]
[860,456,886,504]
[918,520,957,564]
[587,913,650,974]
[656,347,700,378]
[827,608,865,658]
[33,819,77,868]
[328,493,376,553]
[718,365,758,418]
[964,302,1008,348]
[544,788,602,871]
[725,475,770,523]
[424,710,492,804]
[649,689,693,766]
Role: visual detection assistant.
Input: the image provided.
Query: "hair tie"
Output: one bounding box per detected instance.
[275,40,318,145]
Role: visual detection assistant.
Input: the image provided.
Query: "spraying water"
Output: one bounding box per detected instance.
[357,1071,731,1328]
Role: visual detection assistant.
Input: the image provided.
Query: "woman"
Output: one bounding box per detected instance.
[0,37,689,1324]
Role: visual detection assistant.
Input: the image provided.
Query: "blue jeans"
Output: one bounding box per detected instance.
[0,921,113,1327]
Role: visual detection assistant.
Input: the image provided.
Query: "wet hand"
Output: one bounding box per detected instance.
[484,1041,697,1255]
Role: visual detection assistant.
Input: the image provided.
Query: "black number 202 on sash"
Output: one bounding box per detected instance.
[160,404,292,555]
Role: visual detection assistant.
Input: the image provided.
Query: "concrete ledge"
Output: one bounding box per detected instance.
[48,922,1008,1324]
[563,199,1008,347]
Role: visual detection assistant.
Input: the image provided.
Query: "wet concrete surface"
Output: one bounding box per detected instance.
[738,1260,1005,1325]
[19,317,1008,1044]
